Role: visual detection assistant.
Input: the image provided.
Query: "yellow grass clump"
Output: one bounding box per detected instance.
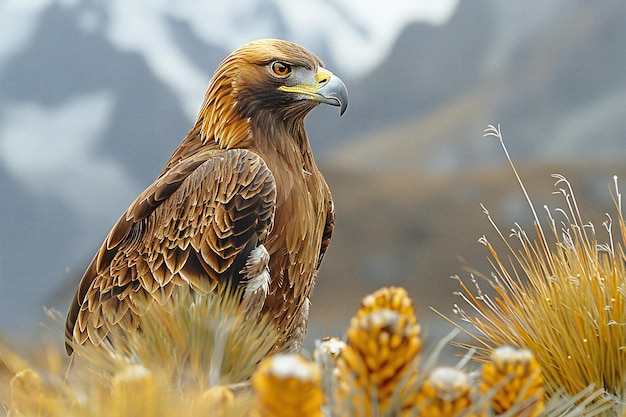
[2,286,280,417]
[4,284,566,417]
[453,124,626,415]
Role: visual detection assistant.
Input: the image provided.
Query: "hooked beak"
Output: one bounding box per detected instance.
[280,67,349,116]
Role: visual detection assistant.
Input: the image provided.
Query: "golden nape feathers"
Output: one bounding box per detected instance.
[65,38,348,355]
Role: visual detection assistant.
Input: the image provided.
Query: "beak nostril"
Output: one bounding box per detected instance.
[319,78,328,85]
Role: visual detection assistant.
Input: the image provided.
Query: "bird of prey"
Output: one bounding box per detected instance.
[65,39,348,355]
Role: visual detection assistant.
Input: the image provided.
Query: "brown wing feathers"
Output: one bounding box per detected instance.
[65,150,276,352]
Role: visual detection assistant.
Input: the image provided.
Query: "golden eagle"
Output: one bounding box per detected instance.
[65,39,348,354]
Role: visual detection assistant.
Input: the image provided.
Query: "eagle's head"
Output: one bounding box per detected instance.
[198,39,348,148]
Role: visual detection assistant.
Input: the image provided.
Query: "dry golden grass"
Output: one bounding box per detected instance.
[1,282,615,417]
[3,286,279,417]
[453,125,626,415]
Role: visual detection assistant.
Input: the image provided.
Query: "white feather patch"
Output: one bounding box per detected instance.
[239,245,270,318]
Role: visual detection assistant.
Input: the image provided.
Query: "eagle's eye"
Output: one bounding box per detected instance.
[269,61,292,78]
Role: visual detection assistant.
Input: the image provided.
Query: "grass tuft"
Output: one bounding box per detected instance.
[453,125,626,415]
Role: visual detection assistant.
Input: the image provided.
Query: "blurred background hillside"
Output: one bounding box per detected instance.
[2,0,626,350]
